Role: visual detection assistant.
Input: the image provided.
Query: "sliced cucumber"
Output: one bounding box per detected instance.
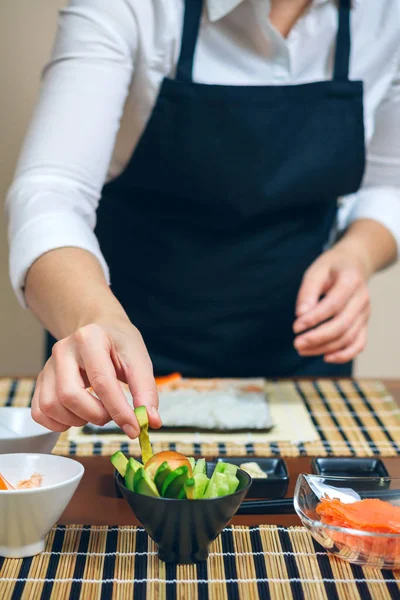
[205,472,231,498]
[154,461,172,493]
[184,478,195,500]
[161,466,189,498]
[225,473,240,494]
[193,458,206,476]
[193,473,209,498]
[215,462,238,476]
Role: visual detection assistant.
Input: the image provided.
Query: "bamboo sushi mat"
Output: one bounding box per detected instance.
[0,525,399,600]
[1,378,400,458]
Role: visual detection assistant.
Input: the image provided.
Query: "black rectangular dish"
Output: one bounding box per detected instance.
[312,457,389,478]
[213,457,289,499]
[311,457,390,492]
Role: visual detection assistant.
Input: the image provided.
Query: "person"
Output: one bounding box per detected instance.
[6,0,400,438]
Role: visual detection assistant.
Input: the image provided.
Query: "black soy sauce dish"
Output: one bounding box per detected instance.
[311,458,390,491]
[116,467,251,564]
[214,457,289,499]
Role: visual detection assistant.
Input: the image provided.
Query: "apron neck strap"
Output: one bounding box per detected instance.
[334,0,351,81]
[176,0,203,82]
[176,0,352,84]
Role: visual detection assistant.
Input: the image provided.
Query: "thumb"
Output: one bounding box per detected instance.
[296,259,333,318]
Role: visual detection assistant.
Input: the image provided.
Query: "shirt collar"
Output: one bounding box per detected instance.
[206,0,361,22]
[206,0,244,22]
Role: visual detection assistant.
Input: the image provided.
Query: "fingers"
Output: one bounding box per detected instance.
[294,267,362,334]
[324,326,368,363]
[31,371,70,432]
[295,259,333,318]
[75,324,140,438]
[38,360,88,428]
[295,309,369,357]
[294,287,370,353]
[52,339,110,426]
[32,322,159,438]
[118,329,162,430]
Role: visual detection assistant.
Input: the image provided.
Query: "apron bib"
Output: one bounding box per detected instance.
[49,0,366,377]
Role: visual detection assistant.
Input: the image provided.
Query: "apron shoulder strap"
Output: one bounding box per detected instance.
[333,0,351,81]
[176,0,203,82]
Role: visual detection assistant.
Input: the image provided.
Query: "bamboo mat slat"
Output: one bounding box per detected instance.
[0,525,399,600]
[1,378,399,458]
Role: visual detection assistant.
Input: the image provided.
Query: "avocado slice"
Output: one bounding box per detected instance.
[133,467,160,497]
[188,457,196,471]
[124,457,143,491]
[134,406,153,464]
[154,461,172,493]
[111,451,129,477]
[161,465,189,498]
[184,478,195,500]
[193,458,206,476]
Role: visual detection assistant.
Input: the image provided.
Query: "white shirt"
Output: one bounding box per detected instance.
[6,0,400,306]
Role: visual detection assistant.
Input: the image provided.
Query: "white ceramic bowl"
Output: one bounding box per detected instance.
[0,453,84,558]
[0,407,60,454]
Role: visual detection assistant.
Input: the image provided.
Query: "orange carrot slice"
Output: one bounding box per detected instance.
[155,373,182,386]
[0,473,15,490]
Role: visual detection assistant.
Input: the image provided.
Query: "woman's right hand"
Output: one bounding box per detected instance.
[31,318,162,438]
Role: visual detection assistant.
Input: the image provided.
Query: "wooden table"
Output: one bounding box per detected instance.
[60,380,400,527]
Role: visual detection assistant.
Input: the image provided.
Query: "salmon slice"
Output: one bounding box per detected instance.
[316,498,400,534]
[316,497,400,559]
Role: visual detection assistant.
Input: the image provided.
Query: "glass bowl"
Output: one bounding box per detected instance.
[294,474,400,570]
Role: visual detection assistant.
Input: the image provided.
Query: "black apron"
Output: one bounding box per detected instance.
[47,0,365,377]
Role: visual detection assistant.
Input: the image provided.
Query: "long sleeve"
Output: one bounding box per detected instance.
[5,0,138,306]
[339,59,400,254]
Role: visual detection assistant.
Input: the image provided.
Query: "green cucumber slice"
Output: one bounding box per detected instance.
[193,458,206,476]
[225,473,240,494]
[154,461,172,493]
[184,478,195,500]
[193,473,209,498]
[205,472,231,498]
[161,466,189,498]
[215,462,238,476]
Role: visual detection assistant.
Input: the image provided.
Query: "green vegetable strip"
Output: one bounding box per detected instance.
[134,406,153,464]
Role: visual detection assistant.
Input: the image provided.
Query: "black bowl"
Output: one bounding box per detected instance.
[116,467,251,564]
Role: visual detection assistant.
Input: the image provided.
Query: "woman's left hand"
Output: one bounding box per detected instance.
[293,246,371,363]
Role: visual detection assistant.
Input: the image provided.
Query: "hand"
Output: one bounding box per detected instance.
[32,318,162,437]
[293,246,371,364]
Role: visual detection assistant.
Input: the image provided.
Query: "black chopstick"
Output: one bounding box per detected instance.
[237,498,295,515]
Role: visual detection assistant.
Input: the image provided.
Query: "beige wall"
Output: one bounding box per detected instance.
[1,1,399,378]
